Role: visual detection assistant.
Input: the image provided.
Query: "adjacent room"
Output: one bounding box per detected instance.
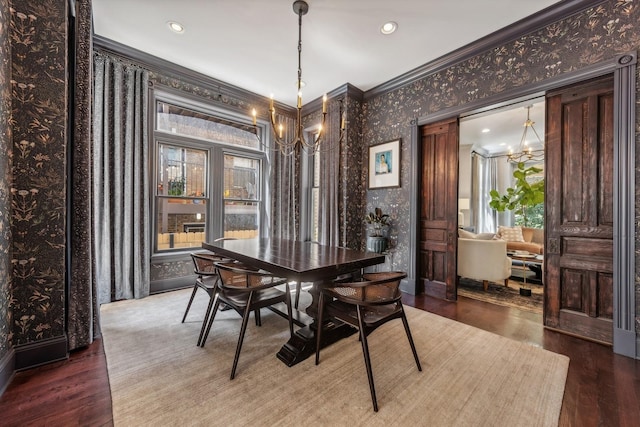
[457,97,546,313]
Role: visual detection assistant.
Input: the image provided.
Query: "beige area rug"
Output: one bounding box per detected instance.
[101,289,569,427]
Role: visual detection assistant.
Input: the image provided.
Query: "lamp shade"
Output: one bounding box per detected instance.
[458,198,470,211]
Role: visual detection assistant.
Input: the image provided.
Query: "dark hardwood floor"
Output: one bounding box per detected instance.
[1,294,639,426]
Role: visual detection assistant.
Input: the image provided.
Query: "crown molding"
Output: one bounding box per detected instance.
[93,35,296,117]
[364,0,608,100]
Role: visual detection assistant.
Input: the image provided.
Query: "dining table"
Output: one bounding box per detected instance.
[202,238,386,366]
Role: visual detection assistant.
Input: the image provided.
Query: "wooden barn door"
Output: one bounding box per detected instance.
[419,118,459,300]
[545,75,614,344]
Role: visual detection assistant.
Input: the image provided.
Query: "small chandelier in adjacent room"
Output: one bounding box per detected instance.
[507,105,544,162]
[252,0,345,156]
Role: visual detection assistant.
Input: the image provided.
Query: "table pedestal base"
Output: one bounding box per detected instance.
[276,321,356,367]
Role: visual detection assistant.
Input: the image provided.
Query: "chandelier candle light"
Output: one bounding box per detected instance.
[252,0,345,155]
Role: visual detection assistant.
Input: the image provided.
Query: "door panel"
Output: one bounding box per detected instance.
[419,118,458,300]
[545,75,614,344]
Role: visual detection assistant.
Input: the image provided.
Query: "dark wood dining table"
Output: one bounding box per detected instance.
[202,238,385,366]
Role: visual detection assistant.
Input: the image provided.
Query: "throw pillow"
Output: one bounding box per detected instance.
[498,225,525,242]
[458,229,477,239]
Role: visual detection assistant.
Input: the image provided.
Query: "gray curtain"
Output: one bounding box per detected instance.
[472,152,497,233]
[269,115,298,240]
[93,52,150,304]
[317,100,342,247]
[472,152,513,233]
[67,0,96,350]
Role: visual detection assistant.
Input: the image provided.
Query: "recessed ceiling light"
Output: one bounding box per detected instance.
[482,128,491,133]
[380,21,397,35]
[167,21,185,34]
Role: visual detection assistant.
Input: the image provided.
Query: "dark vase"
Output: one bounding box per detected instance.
[366,236,388,253]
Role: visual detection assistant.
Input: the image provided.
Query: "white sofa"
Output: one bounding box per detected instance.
[457,238,512,291]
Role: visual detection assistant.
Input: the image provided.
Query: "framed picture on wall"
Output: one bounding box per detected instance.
[368,139,401,189]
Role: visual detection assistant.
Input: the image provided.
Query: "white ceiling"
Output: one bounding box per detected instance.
[92,0,560,109]
[460,97,546,155]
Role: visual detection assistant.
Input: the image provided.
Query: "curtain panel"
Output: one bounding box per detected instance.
[93,52,150,305]
[471,152,498,234]
[317,100,342,247]
[269,115,298,241]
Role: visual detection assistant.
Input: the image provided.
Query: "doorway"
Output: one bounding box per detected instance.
[457,97,546,314]
[412,52,636,357]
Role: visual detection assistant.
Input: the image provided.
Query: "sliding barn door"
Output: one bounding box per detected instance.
[545,75,614,344]
[419,118,459,300]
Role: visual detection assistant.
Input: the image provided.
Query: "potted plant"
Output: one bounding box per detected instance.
[168,176,186,196]
[365,207,390,253]
[489,162,544,227]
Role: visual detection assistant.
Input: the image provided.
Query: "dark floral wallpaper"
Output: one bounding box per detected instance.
[0,0,11,359]
[9,0,67,346]
[362,0,640,288]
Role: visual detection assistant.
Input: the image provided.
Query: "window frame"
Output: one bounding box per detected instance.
[150,87,268,257]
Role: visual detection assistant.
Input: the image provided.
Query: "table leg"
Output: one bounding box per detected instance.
[276,277,358,367]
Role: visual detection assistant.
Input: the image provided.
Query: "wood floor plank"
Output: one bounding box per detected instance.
[0,294,638,426]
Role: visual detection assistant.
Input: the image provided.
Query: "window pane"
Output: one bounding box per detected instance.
[223,154,260,239]
[157,144,207,197]
[313,150,320,186]
[156,198,207,250]
[223,155,259,200]
[157,101,259,149]
[311,188,320,242]
[223,201,259,239]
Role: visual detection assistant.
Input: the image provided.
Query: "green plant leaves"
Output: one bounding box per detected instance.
[489,162,544,226]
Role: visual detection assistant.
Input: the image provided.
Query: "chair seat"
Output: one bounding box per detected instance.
[327,300,402,326]
[220,287,286,309]
[197,275,218,290]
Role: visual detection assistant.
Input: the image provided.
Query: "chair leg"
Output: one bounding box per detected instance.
[399,303,422,371]
[254,309,261,326]
[294,281,301,309]
[231,295,254,380]
[356,306,378,412]
[197,291,217,346]
[315,292,325,365]
[181,285,199,323]
[285,281,294,338]
[199,296,221,347]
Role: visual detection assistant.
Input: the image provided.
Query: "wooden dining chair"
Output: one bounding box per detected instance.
[315,271,422,412]
[182,252,226,324]
[199,261,294,380]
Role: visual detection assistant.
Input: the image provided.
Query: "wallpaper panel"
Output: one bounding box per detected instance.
[0,0,11,358]
[10,0,67,345]
[363,0,640,283]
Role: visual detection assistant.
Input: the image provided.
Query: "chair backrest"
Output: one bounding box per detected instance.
[215,262,285,291]
[191,253,224,275]
[330,271,407,306]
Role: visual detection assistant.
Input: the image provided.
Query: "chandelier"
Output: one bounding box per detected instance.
[507,105,544,162]
[252,0,345,156]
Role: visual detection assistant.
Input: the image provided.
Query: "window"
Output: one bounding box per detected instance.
[223,154,261,239]
[310,151,321,242]
[152,94,265,253]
